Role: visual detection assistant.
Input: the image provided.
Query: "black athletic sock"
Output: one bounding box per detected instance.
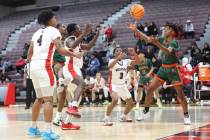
[184,112,189,118]
[143,107,150,114]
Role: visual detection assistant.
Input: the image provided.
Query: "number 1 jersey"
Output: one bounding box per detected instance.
[109,59,131,85]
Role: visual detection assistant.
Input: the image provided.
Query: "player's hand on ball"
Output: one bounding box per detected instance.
[127,23,137,32]
[84,23,92,35]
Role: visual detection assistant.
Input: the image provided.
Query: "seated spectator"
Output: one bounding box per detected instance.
[83,75,95,104]
[0,70,11,83]
[92,72,106,105]
[202,43,210,64]
[184,20,195,39]
[137,23,144,32]
[0,57,4,72]
[191,48,203,67]
[180,57,198,101]
[144,22,149,35]
[15,56,26,75]
[3,58,12,72]
[85,53,100,76]
[84,29,95,43]
[105,24,113,43]
[22,43,30,59]
[148,21,158,36]
[190,42,199,58]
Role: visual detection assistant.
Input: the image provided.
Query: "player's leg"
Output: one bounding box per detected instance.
[174,84,191,125]
[66,74,85,117]
[53,86,67,126]
[104,91,118,126]
[135,86,143,109]
[154,88,162,108]
[118,85,134,122]
[144,78,163,114]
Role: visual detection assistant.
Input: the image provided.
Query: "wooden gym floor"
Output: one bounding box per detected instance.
[0,105,210,140]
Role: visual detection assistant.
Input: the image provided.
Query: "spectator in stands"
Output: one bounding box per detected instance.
[148,22,158,36]
[92,72,106,105]
[85,29,95,43]
[191,48,203,67]
[202,43,210,64]
[83,75,95,104]
[22,43,30,59]
[105,24,113,43]
[180,57,198,102]
[85,52,100,76]
[144,22,149,35]
[15,56,26,75]
[190,42,199,58]
[0,69,11,83]
[184,20,195,39]
[137,23,144,32]
[3,58,12,72]
[0,57,3,71]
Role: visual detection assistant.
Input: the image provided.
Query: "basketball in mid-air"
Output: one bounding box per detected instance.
[130,4,145,20]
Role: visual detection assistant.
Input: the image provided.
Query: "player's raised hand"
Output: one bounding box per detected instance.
[95,27,100,38]
[83,23,92,35]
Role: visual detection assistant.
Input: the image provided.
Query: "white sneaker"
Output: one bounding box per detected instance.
[119,115,132,122]
[184,115,191,125]
[137,111,150,121]
[53,117,62,126]
[103,117,113,126]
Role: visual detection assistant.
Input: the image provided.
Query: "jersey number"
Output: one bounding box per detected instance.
[37,35,43,46]
[119,73,123,79]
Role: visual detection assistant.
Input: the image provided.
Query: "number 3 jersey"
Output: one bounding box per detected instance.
[31,26,61,62]
[109,59,132,85]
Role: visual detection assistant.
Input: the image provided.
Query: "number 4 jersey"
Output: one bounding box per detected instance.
[31,26,61,62]
[109,59,132,85]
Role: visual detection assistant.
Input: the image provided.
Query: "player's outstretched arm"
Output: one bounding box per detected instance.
[54,37,82,58]
[149,37,171,54]
[128,23,150,42]
[81,28,100,50]
[66,23,92,49]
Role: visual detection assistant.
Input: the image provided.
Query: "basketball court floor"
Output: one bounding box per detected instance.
[0,105,210,140]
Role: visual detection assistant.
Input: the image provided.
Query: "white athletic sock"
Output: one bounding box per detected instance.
[85,97,89,102]
[45,122,52,133]
[64,115,71,124]
[31,121,37,128]
[136,102,139,108]
[105,115,110,120]
[68,102,72,107]
[55,112,62,120]
[71,101,78,107]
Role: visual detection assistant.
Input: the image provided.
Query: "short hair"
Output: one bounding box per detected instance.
[38,10,55,26]
[113,46,121,55]
[67,23,77,35]
[165,22,179,35]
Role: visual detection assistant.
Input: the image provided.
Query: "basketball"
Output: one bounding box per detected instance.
[130,4,145,20]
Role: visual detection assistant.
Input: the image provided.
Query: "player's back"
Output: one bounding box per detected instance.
[31,26,61,62]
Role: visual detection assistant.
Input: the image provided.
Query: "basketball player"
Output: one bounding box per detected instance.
[27,11,82,139]
[128,22,191,125]
[53,23,100,129]
[103,47,139,126]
